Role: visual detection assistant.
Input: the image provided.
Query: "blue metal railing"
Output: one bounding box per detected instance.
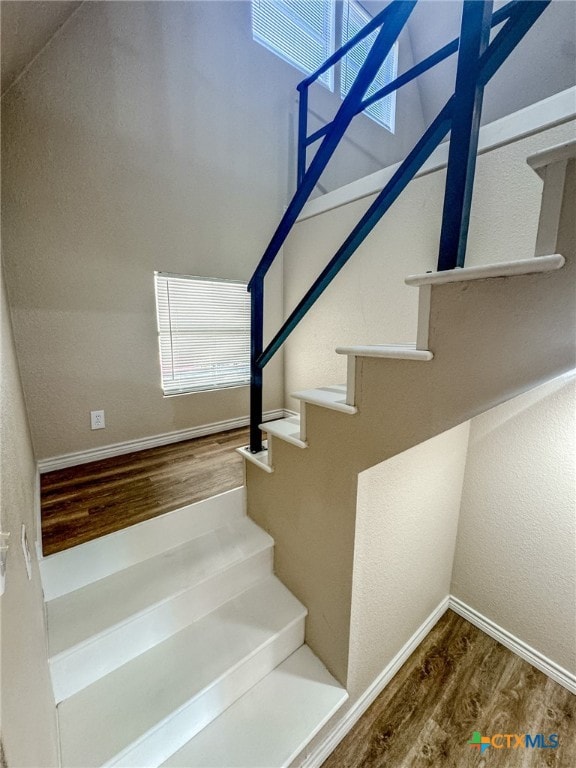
[248,0,550,453]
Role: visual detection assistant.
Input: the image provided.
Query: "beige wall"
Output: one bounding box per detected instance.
[451,372,576,674]
[251,151,575,689]
[1,1,426,461]
[283,119,576,404]
[1,1,283,459]
[348,421,469,696]
[0,269,58,766]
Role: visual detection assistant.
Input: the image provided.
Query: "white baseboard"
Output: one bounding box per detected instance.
[298,597,450,768]
[449,596,576,695]
[37,410,287,473]
[298,595,575,767]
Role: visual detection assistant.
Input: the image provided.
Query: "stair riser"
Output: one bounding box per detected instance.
[41,488,246,600]
[75,618,305,768]
[50,547,273,703]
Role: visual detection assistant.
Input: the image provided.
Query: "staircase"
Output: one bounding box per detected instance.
[39,488,347,767]
[38,141,574,768]
[242,145,575,478]
[240,144,576,685]
[35,2,572,763]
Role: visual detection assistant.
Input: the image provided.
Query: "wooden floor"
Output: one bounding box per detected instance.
[323,611,575,768]
[41,427,249,555]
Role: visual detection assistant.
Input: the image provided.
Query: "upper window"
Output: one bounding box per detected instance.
[154,273,250,396]
[252,0,397,131]
[252,0,335,90]
[341,0,397,132]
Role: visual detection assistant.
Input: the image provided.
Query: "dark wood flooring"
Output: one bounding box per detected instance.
[323,610,575,768]
[41,427,249,555]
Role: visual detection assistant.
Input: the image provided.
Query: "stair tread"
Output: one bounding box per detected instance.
[47,517,273,657]
[162,644,348,768]
[236,444,273,472]
[40,487,245,601]
[335,344,433,361]
[405,253,565,286]
[292,385,357,414]
[260,415,307,448]
[58,576,306,768]
[527,139,576,177]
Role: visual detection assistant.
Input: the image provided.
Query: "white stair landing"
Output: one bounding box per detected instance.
[47,517,273,702]
[57,576,306,768]
[162,644,348,768]
[40,487,246,601]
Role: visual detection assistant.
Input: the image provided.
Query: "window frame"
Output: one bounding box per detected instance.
[154,272,251,397]
[341,0,398,133]
[251,0,399,131]
[251,0,335,90]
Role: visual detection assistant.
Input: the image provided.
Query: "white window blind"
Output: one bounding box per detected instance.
[154,273,250,396]
[341,0,398,132]
[252,0,335,90]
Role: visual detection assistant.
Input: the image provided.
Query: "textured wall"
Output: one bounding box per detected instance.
[1,1,426,460]
[283,119,576,405]
[407,0,576,128]
[451,372,576,674]
[0,269,58,766]
[349,422,470,697]
[1,1,285,459]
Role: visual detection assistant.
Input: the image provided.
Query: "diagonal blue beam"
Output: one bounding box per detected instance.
[360,0,520,115]
[258,99,454,369]
[303,0,520,149]
[257,0,552,368]
[297,1,395,90]
[248,0,417,290]
[478,0,550,87]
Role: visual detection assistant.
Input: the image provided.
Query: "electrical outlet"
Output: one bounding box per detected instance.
[91,410,105,430]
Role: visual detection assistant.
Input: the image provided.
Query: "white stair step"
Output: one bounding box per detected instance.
[237,443,273,473]
[48,518,274,702]
[335,344,433,361]
[162,645,348,768]
[40,487,245,600]
[261,415,307,448]
[292,385,357,415]
[405,253,565,287]
[57,576,306,768]
[527,139,576,178]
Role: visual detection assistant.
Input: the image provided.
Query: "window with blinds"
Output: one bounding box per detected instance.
[154,273,251,396]
[252,0,335,90]
[341,0,398,132]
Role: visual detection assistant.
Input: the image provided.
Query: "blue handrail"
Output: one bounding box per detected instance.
[300,0,521,157]
[248,0,550,454]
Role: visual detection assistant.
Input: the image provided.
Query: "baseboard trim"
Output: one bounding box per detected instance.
[448,596,576,695]
[299,595,575,767]
[37,410,287,473]
[299,597,450,768]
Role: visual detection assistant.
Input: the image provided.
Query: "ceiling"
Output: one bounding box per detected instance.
[1,0,81,94]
